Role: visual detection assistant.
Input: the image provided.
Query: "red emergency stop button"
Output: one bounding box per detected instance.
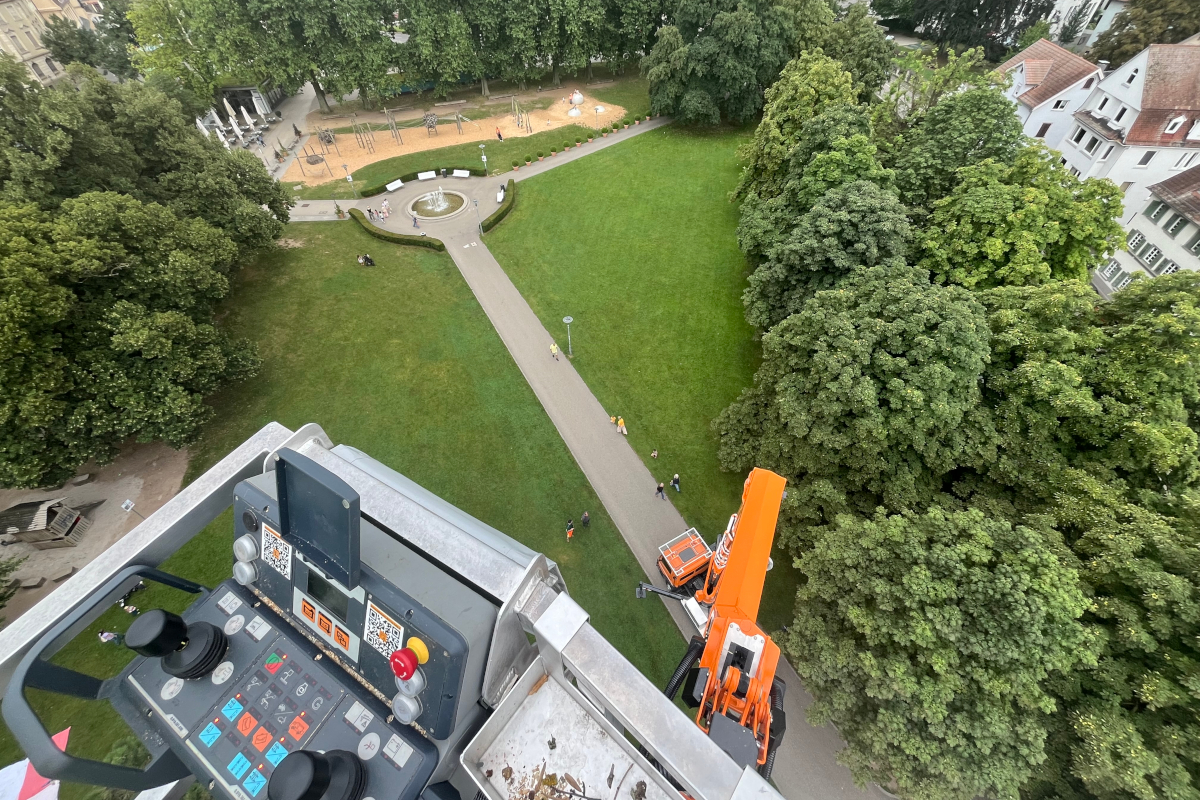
[390,648,418,680]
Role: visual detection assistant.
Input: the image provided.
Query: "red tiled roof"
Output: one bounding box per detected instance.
[1125,108,1200,147]
[1143,42,1200,111]
[996,39,1100,108]
[1148,163,1200,225]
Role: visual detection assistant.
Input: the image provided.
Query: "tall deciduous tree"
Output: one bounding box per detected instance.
[734,51,858,199]
[890,86,1025,210]
[918,146,1123,288]
[1090,0,1200,67]
[789,507,1089,800]
[910,0,1054,56]
[871,47,1000,149]
[824,2,895,101]
[715,262,995,530]
[642,0,802,125]
[0,195,259,488]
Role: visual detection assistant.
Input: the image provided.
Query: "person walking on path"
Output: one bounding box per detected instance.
[656,482,667,500]
[617,416,627,435]
[566,518,574,542]
[551,342,560,360]
[412,215,420,228]
[581,511,590,527]
[496,127,504,142]
[671,474,681,492]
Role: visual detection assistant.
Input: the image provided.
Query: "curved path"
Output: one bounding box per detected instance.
[290,120,887,800]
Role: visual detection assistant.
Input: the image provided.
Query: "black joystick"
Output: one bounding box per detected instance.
[268,751,366,800]
[125,609,229,680]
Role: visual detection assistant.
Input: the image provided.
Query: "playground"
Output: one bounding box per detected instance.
[285,88,629,186]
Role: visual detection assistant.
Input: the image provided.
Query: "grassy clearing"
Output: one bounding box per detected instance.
[485,126,801,633]
[285,125,598,200]
[0,222,685,794]
[591,76,652,119]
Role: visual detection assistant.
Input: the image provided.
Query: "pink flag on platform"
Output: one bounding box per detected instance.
[18,729,69,800]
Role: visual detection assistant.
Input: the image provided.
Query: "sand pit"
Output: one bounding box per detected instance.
[285,90,629,186]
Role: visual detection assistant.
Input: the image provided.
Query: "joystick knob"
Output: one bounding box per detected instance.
[268,750,366,800]
[125,609,229,680]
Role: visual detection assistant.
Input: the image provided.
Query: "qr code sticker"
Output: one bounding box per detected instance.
[365,602,404,657]
[261,525,292,579]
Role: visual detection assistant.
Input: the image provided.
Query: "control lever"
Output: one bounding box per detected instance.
[126,609,229,680]
[268,750,366,800]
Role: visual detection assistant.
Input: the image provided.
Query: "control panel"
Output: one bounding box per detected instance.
[118,582,436,800]
[229,450,495,742]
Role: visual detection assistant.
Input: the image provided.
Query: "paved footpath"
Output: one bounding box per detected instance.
[287,118,887,800]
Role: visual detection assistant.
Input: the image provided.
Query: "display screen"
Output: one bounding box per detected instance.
[275,448,361,588]
[307,569,349,623]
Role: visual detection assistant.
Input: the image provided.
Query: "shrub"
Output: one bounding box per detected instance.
[525,154,532,163]
[624,118,631,126]
[563,141,571,150]
[550,147,557,154]
[481,179,516,233]
[537,151,544,158]
[576,137,582,144]
[348,208,445,251]
[601,126,610,134]
[512,160,519,167]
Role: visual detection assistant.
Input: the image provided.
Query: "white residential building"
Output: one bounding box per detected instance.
[998,38,1103,150]
[1095,165,1200,296]
[0,0,58,84]
[1047,0,1127,49]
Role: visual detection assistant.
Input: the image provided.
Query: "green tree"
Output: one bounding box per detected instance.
[0,195,260,489]
[824,3,895,101]
[871,47,1000,148]
[918,146,1123,288]
[41,17,102,71]
[734,51,858,199]
[1090,0,1200,67]
[1057,3,1090,44]
[642,0,803,125]
[891,86,1026,211]
[0,61,291,252]
[910,0,1054,56]
[715,262,995,530]
[1017,18,1052,50]
[741,178,907,328]
[788,506,1090,800]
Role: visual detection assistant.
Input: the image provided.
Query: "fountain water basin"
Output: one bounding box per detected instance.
[410,186,467,219]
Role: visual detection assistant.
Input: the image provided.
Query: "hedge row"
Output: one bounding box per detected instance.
[360,166,486,197]
[348,208,446,251]
[481,180,516,233]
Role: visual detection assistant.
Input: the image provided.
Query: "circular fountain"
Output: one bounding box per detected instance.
[408,186,468,219]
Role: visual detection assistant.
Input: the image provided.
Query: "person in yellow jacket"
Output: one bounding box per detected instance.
[617,416,627,435]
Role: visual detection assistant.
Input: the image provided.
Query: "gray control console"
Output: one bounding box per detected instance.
[119,582,436,800]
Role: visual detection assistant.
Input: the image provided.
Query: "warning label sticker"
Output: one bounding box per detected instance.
[261,525,292,579]
[364,602,404,658]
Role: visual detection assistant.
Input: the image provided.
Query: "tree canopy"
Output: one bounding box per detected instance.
[1090,0,1200,67]
[41,0,137,79]
[823,3,895,101]
[910,0,1053,56]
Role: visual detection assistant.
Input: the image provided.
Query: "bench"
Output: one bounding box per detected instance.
[452,169,471,178]
[417,171,436,181]
[385,178,405,192]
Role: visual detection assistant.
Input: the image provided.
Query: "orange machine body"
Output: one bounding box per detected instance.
[693,468,786,767]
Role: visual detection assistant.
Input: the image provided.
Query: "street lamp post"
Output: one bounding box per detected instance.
[563,316,573,356]
[343,164,358,198]
[594,105,605,129]
[473,198,482,235]
[479,143,487,174]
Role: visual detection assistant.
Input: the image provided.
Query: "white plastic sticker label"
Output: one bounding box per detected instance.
[261,525,292,579]
[217,592,243,615]
[364,602,404,658]
[245,616,271,641]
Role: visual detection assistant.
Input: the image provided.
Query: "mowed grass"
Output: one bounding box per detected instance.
[485,126,800,632]
[591,75,652,119]
[0,222,685,792]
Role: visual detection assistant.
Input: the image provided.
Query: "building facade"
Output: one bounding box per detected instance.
[32,0,102,32]
[998,38,1103,151]
[1095,164,1200,296]
[0,0,59,83]
[1047,0,1127,49]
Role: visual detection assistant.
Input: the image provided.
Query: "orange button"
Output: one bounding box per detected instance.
[252,727,274,752]
[334,628,350,649]
[301,600,315,621]
[317,613,332,635]
[287,716,309,741]
[237,712,257,737]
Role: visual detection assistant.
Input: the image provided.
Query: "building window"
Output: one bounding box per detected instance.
[1142,246,1162,266]
[1166,214,1188,237]
[1101,259,1120,279]
[1174,152,1198,169]
[1084,136,1100,153]
[1160,262,1179,275]
[29,61,43,78]
[1098,97,1109,111]
[25,32,38,49]
[1138,150,1157,166]
[1125,68,1139,85]
[1115,107,1127,123]
[1117,274,1134,290]
[1053,99,1070,110]
[1100,144,1115,160]
[1189,230,1200,254]
[1084,77,1095,89]
[1036,122,1052,138]
[1149,202,1169,222]
[1070,166,1082,177]
[1145,201,1164,219]
[1120,181,1134,192]
[1165,116,1187,134]
[45,59,57,73]
[1128,231,1146,250]
[9,35,25,53]
[1072,127,1087,144]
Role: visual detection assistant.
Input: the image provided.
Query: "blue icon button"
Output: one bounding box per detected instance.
[221,698,244,722]
[227,753,251,780]
[243,770,267,797]
[265,742,289,767]
[198,723,221,747]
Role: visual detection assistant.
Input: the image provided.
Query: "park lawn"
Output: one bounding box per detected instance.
[0,222,685,795]
[485,125,800,634]
[287,125,599,200]
[591,76,651,119]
